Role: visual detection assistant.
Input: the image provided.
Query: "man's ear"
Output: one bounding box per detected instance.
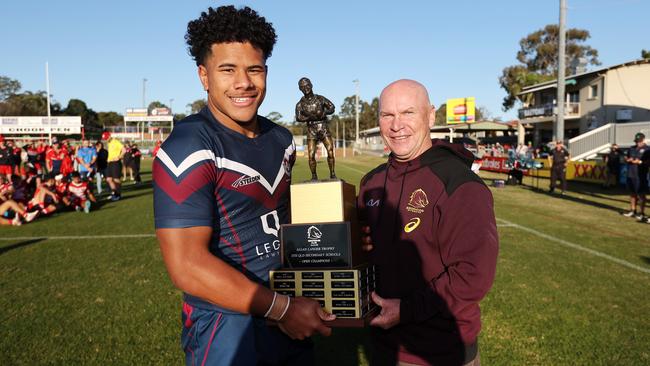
[198,65,209,92]
[428,105,436,128]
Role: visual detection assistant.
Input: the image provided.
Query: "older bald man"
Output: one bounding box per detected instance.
[358,80,498,366]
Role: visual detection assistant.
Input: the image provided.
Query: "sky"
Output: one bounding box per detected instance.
[2,0,648,124]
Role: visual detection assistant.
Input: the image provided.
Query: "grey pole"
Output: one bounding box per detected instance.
[343,117,346,158]
[336,118,339,149]
[46,62,52,144]
[353,79,360,143]
[555,0,567,142]
[142,78,148,109]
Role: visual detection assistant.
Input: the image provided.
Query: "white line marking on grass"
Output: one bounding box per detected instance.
[0,234,156,241]
[496,217,650,275]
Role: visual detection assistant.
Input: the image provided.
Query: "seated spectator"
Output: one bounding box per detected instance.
[0,197,38,226]
[27,174,59,217]
[66,171,96,213]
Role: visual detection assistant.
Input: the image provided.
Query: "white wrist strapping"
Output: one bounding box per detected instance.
[264,292,277,318]
[278,296,291,320]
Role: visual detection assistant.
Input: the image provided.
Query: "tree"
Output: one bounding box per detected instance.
[148,100,168,113]
[97,111,123,127]
[187,99,207,114]
[499,24,601,111]
[337,95,379,141]
[0,76,21,101]
[281,122,305,136]
[63,98,99,129]
[434,103,447,126]
[475,106,490,122]
[64,99,90,116]
[0,91,61,116]
[174,113,187,121]
[265,111,283,123]
[359,97,380,132]
[642,49,650,59]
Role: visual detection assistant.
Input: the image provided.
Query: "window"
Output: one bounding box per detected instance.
[589,84,598,99]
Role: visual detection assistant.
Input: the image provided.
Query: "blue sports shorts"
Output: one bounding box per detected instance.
[180,301,313,366]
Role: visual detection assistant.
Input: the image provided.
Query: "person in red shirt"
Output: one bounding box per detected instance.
[66,171,96,213]
[46,138,65,175]
[0,199,38,226]
[152,140,162,158]
[53,174,70,206]
[35,141,47,174]
[0,175,38,225]
[27,174,59,217]
[0,175,13,202]
[60,147,74,177]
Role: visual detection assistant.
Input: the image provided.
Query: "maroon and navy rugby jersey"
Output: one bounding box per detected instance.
[153,108,295,310]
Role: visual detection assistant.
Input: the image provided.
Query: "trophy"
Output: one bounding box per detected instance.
[269,78,377,327]
[270,180,377,327]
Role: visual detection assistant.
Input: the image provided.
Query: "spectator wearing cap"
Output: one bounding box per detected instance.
[102,131,126,201]
[0,135,12,179]
[549,140,570,195]
[622,132,649,222]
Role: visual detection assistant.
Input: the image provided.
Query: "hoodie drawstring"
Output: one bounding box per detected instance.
[379,157,410,247]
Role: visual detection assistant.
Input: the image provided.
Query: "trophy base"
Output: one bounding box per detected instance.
[269,265,377,327]
[324,306,379,328]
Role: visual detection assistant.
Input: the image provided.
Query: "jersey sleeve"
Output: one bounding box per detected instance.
[153,122,218,229]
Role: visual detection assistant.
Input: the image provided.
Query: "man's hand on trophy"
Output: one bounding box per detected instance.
[361,225,373,251]
[278,296,336,340]
[369,292,400,330]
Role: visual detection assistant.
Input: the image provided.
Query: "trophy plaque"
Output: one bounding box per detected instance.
[269,180,377,327]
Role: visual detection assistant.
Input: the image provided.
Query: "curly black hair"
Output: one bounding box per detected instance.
[185,5,277,66]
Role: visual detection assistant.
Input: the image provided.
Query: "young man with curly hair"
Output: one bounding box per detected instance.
[153,6,334,365]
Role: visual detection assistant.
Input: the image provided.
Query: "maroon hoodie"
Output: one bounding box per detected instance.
[358,139,498,365]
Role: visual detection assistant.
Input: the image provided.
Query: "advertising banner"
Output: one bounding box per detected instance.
[446,97,476,124]
[0,116,82,134]
[481,156,607,184]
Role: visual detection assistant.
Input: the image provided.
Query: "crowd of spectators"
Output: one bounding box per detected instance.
[0,133,144,226]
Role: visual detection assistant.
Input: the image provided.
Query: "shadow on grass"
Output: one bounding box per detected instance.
[481,174,628,214]
[0,238,46,256]
[314,328,371,365]
[93,181,152,206]
[640,256,650,265]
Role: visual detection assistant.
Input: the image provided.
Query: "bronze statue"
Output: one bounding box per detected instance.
[295,77,336,180]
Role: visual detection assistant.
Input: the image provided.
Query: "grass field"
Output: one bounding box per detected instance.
[1,156,649,365]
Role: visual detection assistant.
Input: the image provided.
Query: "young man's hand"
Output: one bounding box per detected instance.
[277,296,335,340]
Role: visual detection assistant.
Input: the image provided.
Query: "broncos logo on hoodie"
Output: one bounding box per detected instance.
[407,188,429,213]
